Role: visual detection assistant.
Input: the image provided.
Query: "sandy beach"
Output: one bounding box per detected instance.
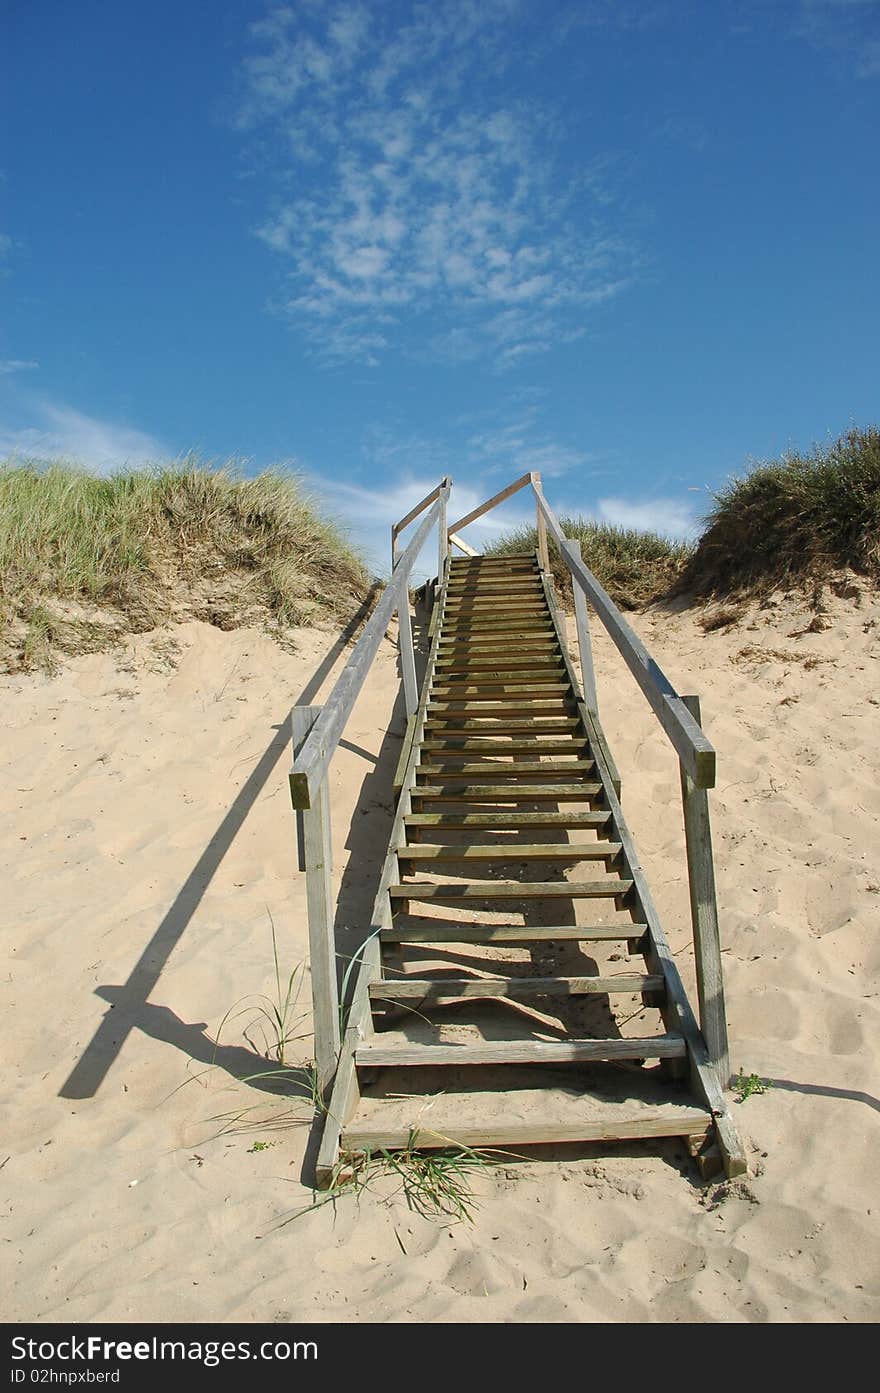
[3,583,879,1323]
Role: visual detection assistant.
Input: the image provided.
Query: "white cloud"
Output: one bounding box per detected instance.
[236,2,637,364]
[0,399,172,472]
[596,495,699,539]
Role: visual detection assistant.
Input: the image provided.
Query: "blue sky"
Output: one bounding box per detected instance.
[2,0,878,574]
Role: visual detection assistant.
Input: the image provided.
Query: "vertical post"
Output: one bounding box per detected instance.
[533,473,550,574]
[291,704,341,1100]
[393,555,418,716]
[438,485,447,588]
[679,694,730,1088]
[562,539,599,715]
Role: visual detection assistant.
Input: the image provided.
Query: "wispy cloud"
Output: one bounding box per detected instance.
[792,0,880,77]
[595,495,699,539]
[236,2,637,365]
[0,399,172,472]
[0,359,38,376]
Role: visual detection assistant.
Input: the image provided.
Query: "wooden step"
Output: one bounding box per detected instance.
[355,1035,687,1067]
[427,703,576,717]
[441,620,551,634]
[446,582,544,595]
[422,738,586,755]
[424,718,581,733]
[432,682,573,697]
[436,658,565,674]
[405,811,611,829]
[342,1086,712,1153]
[383,921,645,943]
[415,760,595,778]
[390,880,633,901]
[369,973,663,1001]
[412,782,602,801]
[397,842,622,863]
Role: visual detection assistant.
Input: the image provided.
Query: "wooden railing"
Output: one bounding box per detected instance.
[289,477,451,1094]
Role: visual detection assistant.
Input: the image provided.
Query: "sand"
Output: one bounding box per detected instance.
[2,581,879,1323]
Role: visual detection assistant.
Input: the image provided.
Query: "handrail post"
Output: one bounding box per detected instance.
[393,555,418,717]
[291,704,341,1099]
[679,694,730,1087]
[533,472,550,574]
[562,538,598,715]
[438,484,448,586]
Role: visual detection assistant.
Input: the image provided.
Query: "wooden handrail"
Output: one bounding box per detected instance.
[290,486,449,810]
[392,476,452,546]
[532,482,716,789]
[447,470,535,536]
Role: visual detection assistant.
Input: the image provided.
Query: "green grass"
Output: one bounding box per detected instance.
[0,457,370,669]
[680,425,880,597]
[484,517,693,609]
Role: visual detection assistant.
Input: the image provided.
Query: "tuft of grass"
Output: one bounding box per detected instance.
[484,517,692,609]
[278,1132,510,1227]
[0,457,370,670]
[680,425,880,598]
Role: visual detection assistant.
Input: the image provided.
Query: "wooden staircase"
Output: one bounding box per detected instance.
[325,552,745,1180]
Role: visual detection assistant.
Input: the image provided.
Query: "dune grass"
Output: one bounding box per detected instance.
[679,425,880,597]
[0,458,370,669]
[484,517,693,609]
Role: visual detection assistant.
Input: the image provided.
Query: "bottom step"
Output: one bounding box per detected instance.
[342,1080,711,1153]
[355,1035,686,1067]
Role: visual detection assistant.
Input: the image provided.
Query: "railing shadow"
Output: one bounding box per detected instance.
[60,585,382,1102]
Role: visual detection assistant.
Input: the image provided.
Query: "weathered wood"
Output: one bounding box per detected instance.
[392,714,417,794]
[417,760,594,779]
[428,701,576,717]
[421,738,588,755]
[448,531,477,557]
[533,486,716,789]
[535,485,551,574]
[291,705,340,1099]
[343,1111,712,1152]
[405,810,611,829]
[424,717,581,733]
[582,705,622,801]
[369,973,663,1001]
[396,594,418,718]
[447,470,535,535]
[680,695,730,1087]
[436,657,564,674]
[412,781,602,801]
[382,922,645,944]
[390,879,634,901]
[290,487,448,810]
[397,842,622,863]
[432,679,571,695]
[356,1034,686,1067]
[563,538,599,714]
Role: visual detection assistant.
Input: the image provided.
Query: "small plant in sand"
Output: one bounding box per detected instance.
[216,909,308,1070]
[278,1130,511,1228]
[734,1068,772,1103]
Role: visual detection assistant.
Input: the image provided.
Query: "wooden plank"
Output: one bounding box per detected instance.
[436,657,564,674]
[392,714,417,794]
[424,718,580,733]
[356,1034,686,1067]
[405,811,611,829]
[428,702,576,716]
[447,470,535,535]
[448,530,478,557]
[412,782,602,801]
[383,922,644,944]
[390,879,634,901]
[582,705,622,801]
[290,488,448,810]
[397,595,418,717]
[369,973,663,1000]
[432,679,572,695]
[416,759,595,778]
[343,1111,712,1152]
[421,738,587,755]
[291,705,340,1098]
[680,695,730,1086]
[398,842,622,862]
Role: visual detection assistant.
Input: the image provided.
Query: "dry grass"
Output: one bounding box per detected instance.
[484,517,692,609]
[0,458,370,670]
[679,426,880,598]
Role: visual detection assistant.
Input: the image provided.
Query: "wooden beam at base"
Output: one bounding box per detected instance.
[342,1112,712,1153]
[369,972,663,1000]
[355,1034,686,1067]
[382,922,646,944]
